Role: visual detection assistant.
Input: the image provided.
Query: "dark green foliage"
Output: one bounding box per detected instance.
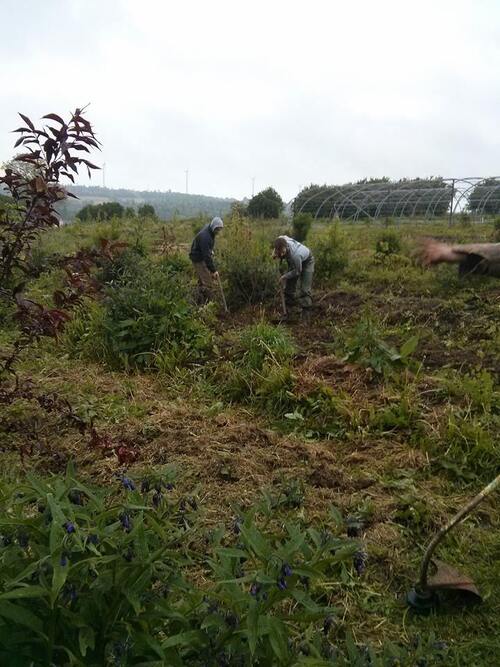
[76,202,124,222]
[235,322,296,372]
[220,217,278,307]
[375,231,402,260]
[247,187,284,219]
[312,224,348,282]
[67,254,211,371]
[292,213,313,242]
[124,206,136,217]
[97,246,147,286]
[337,315,419,376]
[0,193,11,208]
[0,470,451,666]
[218,323,296,408]
[137,203,156,218]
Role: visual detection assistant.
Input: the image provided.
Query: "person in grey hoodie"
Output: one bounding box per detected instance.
[189,217,224,302]
[273,235,315,311]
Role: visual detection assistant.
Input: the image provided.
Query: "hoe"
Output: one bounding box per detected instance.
[216,273,228,313]
[407,473,499,613]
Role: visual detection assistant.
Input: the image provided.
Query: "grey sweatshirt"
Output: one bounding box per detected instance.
[279,236,312,279]
[452,242,500,277]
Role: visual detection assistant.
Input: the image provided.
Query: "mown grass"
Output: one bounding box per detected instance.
[1,215,499,664]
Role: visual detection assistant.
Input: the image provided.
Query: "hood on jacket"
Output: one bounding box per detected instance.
[209,216,224,232]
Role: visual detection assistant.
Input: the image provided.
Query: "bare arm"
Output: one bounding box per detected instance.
[419,238,464,266]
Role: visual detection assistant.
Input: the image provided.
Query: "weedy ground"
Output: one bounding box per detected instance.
[1,216,499,664]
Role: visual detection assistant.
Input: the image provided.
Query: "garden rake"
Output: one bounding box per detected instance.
[407,472,500,613]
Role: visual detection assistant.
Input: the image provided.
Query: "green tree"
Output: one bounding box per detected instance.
[247,187,283,219]
[137,203,156,218]
[76,202,124,222]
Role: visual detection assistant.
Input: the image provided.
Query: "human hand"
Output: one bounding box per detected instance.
[418,239,461,266]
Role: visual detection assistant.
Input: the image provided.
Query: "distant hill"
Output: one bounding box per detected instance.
[56,185,236,221]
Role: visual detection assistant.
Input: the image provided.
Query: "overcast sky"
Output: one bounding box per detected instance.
[1,0,499,201]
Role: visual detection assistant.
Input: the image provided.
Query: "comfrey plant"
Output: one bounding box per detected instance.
[0,469,448,666]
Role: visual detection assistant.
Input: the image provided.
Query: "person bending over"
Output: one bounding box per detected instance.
[273,235,315,313]
[189,217,224,302]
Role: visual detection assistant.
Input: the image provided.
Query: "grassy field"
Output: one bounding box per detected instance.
[0,215,499,665]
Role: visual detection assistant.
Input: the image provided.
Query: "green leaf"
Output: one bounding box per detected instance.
[267,616,288,663]
[246,601,260,656]
[162,630,205,648]
[134,631,166,660]
[51,556,68,604]
[215,547,248,558]
[328,505,344,529]
[78,626,95,657]
[0,601,44,634]
[240,524,272,560]
[400,335,419,358]
[0,586,47,600]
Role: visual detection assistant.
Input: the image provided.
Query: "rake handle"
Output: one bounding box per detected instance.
[418,473,500,591]
[216,273,228,312]
[280,285,287,316]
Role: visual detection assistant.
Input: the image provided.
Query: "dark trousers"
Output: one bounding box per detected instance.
[284,255,315,308]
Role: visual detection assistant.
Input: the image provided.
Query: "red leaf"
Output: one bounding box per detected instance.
[80,159,100,170]
[42,113,65,125]
[18,113,34,131]
[71,144,90,152]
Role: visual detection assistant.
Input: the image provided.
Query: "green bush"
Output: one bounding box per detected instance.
[76,202,124,222]
[247,187,283,219]
[336,315,419,376]
[98,247,147,286]
[63,299,110,361]
[0,470,446,666]
[374,231,401,260]
[67,256,211,371]
[219,216,278,307]
[137,204,156,218]
[292,213,313,243]
[312,224,348,283]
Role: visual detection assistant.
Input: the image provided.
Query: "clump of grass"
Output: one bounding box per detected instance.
[236,321,296,371]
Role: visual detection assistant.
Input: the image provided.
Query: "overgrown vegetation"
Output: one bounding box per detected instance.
[292,213,313,243]
[65,249,212,371]
[1,111,499,666]
[219,215,279,307]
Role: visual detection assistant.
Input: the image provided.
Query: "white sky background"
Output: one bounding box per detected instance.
[1,0,499,200]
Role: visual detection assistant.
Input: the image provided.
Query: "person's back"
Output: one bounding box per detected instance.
[189,217,224,302]
[273,235,315,313]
